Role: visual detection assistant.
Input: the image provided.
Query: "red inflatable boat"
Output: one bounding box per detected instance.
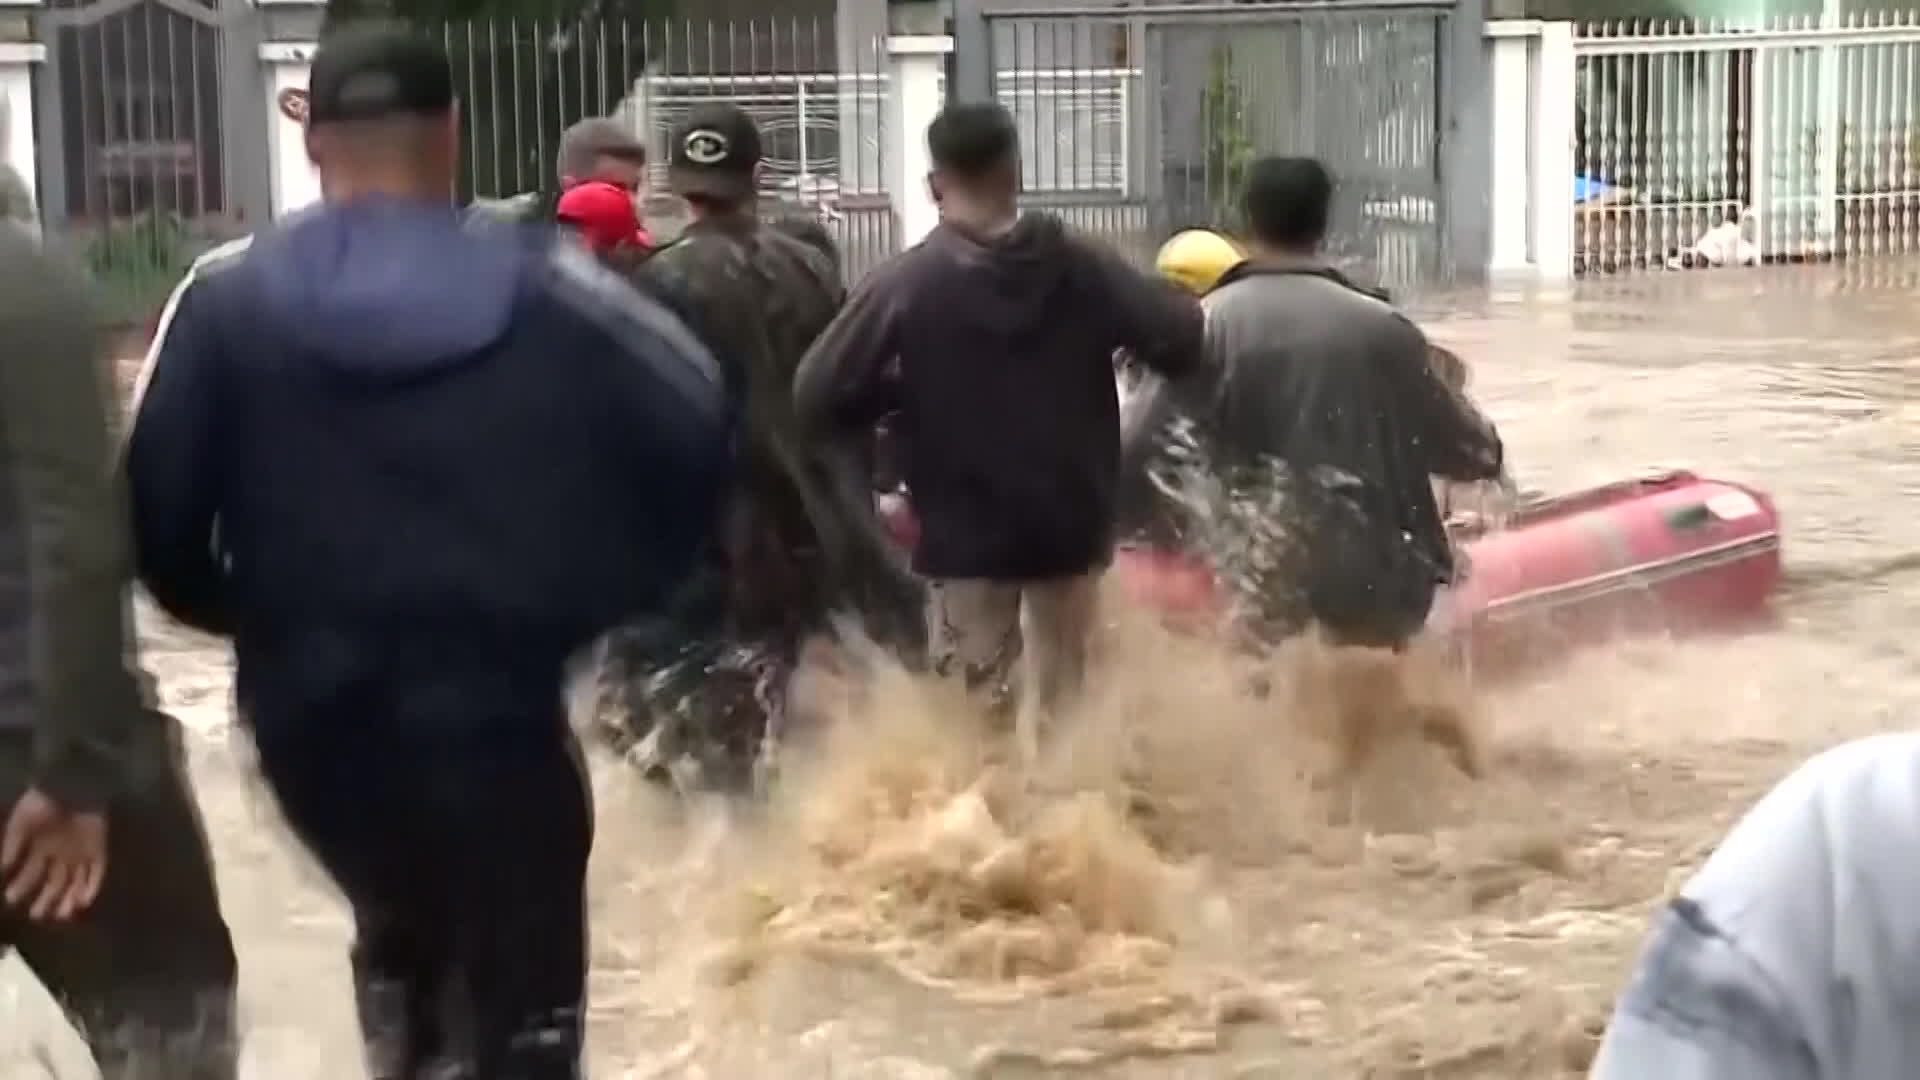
[1427,468,1782,669]
[878,468,1784,670]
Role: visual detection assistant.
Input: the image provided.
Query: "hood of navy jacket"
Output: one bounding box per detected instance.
[921,211,1073,335]
[255,199,526,382]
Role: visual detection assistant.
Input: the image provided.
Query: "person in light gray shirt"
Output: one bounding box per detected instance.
[1592,731,1920,1080]
[1120,157,1503,651]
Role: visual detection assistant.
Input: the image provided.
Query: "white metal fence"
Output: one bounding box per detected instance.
[1572,12,1920,273]
[636,70,889,201]
[985,4,1455,290]
[997,67,1135,194]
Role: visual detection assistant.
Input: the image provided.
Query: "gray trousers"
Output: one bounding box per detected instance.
[924,572,1101,746]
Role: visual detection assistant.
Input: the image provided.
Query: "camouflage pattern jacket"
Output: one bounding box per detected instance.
[639,213,922,651]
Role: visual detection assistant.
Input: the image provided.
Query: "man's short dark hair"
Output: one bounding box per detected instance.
[557,117,647,185]
[1243,156,1335,249]
[927,103,1018,179]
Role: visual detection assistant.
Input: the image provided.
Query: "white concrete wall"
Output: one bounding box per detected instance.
[1485,20,1576,280]
[884,35,951,247]
[261,41,320,219]
[0,41,46,217]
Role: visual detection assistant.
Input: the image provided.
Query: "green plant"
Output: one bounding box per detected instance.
[82,212,198,326]
[84,211,192,278]
[1201,44,1256,227]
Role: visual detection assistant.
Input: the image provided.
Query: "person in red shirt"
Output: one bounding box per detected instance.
[555,180,652,258]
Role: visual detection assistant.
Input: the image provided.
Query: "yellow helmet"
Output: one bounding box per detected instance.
[1155,229,1244,296]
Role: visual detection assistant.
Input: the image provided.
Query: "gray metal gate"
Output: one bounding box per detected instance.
[437,17,898,284]
[969,0,1487,295]
[34,0,258,322]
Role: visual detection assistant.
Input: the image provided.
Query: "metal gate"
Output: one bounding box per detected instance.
[978,0,1459,294]
[438,17,897,283]
[34,0,254,322]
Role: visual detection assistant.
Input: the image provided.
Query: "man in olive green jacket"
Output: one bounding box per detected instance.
[0,202,237,1078]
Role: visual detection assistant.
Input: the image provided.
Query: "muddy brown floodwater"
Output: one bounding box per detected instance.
[11,261,1920,1079]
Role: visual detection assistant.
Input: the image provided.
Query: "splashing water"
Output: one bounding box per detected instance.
[30,273,1920,1077]
[624,578,1491,1074]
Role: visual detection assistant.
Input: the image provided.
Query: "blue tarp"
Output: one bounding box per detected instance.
[1575,175,1615,204]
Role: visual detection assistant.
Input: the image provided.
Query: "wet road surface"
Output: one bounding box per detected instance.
[11,261,1920,1078]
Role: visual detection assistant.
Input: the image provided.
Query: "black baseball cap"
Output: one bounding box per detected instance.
[668,103,763,202]
[307,23,455,127]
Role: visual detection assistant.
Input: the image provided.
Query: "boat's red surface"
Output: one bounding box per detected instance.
[1428,468,1782,668]
[878,468,1784,669]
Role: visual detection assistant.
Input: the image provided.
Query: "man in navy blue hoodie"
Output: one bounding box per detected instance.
[124,24,729,1080]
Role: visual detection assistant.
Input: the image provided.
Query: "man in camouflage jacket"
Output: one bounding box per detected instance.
[611,103,919,787]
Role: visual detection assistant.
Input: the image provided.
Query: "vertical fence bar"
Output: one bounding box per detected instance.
[165,7,181,217]
[506,19,523,193]
[1671,28,1688,259]
[34,10,67,227]
[953,0,990,104]
[1814,10,1840,256]
[139,1,153,232]
[1604,33,1623,266]
[1751,35,1773,260]
[218,0,259,226]
[1872,22,1885,254]
[1894,24,1908,253]
[484,19,499,197]
[1841,22,1857,257]
[1867,19,1883,255]
[188,10,205,217]
[1783,18,1800,255]
[1441,0,1490,277]
[1575,41,1592,270]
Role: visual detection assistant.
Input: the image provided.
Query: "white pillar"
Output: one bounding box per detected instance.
[1750,45,1773,258]
[885,34,952,248]
[260,41,320,219]
[1485,21,1540,275]
[1484,19,1575,281]
[0,40,45,216]
[1531,22,1577,280]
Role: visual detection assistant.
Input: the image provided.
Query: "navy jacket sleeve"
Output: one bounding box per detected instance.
[124,263,230,635]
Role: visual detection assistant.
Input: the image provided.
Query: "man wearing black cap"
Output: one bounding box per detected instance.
[124,22,731,1080]
[619,101,916,789]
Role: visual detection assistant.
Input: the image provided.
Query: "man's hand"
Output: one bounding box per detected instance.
[1,787,107,921]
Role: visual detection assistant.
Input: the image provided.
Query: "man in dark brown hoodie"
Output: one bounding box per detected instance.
[794,102,1203,740]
